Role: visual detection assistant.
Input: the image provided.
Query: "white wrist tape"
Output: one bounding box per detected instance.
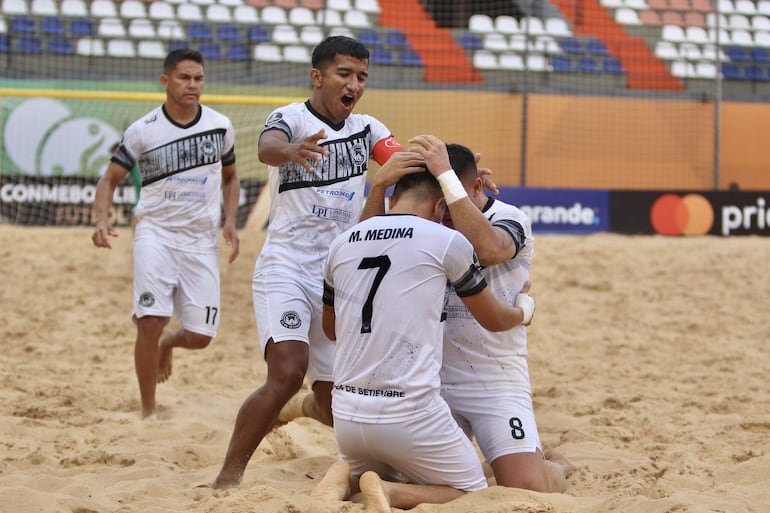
[514,293,535,325]
[436,170,468,205]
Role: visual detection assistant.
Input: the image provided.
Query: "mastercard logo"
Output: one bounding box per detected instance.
[650,193,714,235]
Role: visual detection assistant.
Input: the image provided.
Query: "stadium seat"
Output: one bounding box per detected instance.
[271,24,298,44]
[188,22,213,40]
[753,15,770,31]
[679,42,702,60]
[670,60,694,77]
[344,9,370,28]
[47,36,72,54]
[691,0,713,11]
[735,0,757,15]
[97,17,125,37]
[495,15,519,34]
[662,11,684,26]
[760,0,770,15]
[647,0,667,9]
[587,38,609,56]
[253,42,281,61]
[90,0,116,17]
[370,47,394,65]
[498,52,524,69]
[233,5,259,23]
[746,64,770,80]
[560,36,582,54]
[18,34,41,52]
[662,24,686,42]
[107,39,134,57]
[358,27,382,47]
[526,54,549,70]
[227,42,249,60]
[10,14,34,33]
[261,5,287,24]
[551,55,575,72]
[0,34,9,51]
[176,3,203,21]
[2,0,28,15]
[40,15,64,34]
[685,26,709,44]
[157,19,184,39]
[625,0,649,9]
[385,27,407,47]
[354,0,380,13]
[728,13,751,30]
[167,40,188,51]
[129,19,156,38]
[509,33,526,52]
[198,42,222,59]
[520,16,544,35]
[317,8,342,26]
[693,61,717,78]
[731,29,753,46]
[120,0,146,19]
[615,8,642,25]
[217,23,241,41]
[284,44,310,62]
[69,17,93,35]
[683,12,706,28]
[207,4,232,22]
[30,0,56,15]
[288,6,315,25]
[603,57,625,74]
[148,1,175,20]
[578,56,600,72]
[655,40,680,59]
[472,49,498,69]
[219,0,243,6]
[327,0,351,10]
[726,45,750,61]
[483,33,508,51]
[247,24,270,42]
[60,0,86,17]
[468,13,494,33]
[400,48,422,66]
[639,9,663,25]
[299,24,323,44]
[537,34,560,53]
[750,46,770,61]
[137,40,166,58]
[76,37,104,55]
[754,30,770,46]
[545,17,571,37]
[300,0,323,9]
[274,0,297,7]
[458,31,482,50]
[328,26,353,37]
[721,62,743,78]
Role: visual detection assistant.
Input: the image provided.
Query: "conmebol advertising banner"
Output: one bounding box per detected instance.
[496,187,609,234]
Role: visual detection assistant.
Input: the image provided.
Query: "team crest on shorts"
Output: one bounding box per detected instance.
[139,292,155,307]
[280,311,302,329]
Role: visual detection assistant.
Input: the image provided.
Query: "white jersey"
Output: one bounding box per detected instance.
[113,104,236,251]
[324,213,487,423]
[441,197,534,390]
[256,101,393,284]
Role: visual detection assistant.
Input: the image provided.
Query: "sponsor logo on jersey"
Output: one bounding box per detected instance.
[312,205,353,224]
[164,191,206,202]
[315,188,356,201]
[167,176,208,185]
[139,292,155,307]
[280,311,302,329]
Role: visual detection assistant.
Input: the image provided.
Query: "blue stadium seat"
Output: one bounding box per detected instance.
[551,55,575,72]
[11,15,36,34]
[578,56,600,73]
[217,23,241,41]
[41,16,65,35]
[750,47,770,63]
[458,31,482,50]
[48,37,74,54]
[745,65,770,81]
[385,28,408,48]
[560,37,583,54]
[726,46,751,62]
[400,48,422,66]
[721,63,745,80]
[227,43,250,61]
[168,40,189,52]
[370,47,395,65]
[198,42,222,60]
[603,57,625,74]
[247,24,270,43]
[358,28,382,47]
[586,38,609,56]
[69,17,94,36]
[0,35,10,52]
[18,36,43,53]
[188,22,213,41]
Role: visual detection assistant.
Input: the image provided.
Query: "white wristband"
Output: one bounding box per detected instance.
[514,293,535,325]
[436,170,468,205]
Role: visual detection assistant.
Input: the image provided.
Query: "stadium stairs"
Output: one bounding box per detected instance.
[377,0,484,84]
[550,0,685,91]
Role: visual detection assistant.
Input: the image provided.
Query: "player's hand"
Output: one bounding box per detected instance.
[514,292,535,326]
[291,129,329,172]
[371,150,425,188]
[92,220,117,249]
[223,223,240,263]
[408,135,452,177]
[475,152,499,195]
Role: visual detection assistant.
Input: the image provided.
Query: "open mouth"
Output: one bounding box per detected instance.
[341,95,354,107]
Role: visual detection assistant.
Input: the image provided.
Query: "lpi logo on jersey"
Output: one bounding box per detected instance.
[280,311,302,329]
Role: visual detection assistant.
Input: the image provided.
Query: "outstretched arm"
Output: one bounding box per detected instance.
[92,162,129,249]
[258,129,328,171]
[221,163,240,263]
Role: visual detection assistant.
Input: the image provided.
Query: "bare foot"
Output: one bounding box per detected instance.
[157,334,174,383]
[212,471,242,491]
[544,448,576,477]
[278,391,310,423]
[360,471,391,513]
[311,460,351,500]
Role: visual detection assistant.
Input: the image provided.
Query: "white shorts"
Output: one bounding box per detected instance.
[441,385,542,465]
[333,401,487,493]
[132,237,220,337]
[252,270,335,384]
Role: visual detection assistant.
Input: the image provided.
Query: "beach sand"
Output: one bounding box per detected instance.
[1,225,768,513]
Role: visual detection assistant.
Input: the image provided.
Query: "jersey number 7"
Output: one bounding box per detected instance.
[357,255,391,334]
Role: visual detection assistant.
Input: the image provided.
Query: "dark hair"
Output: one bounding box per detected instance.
[392,170,442,203]
[312,36,369,68]
[164,49,204,74]
[446,143,478,185]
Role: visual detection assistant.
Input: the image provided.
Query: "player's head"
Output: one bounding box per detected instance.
[161,49,205,109]
[390,170,446,223]
[444,143,485,228]
[310,37,370,126]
